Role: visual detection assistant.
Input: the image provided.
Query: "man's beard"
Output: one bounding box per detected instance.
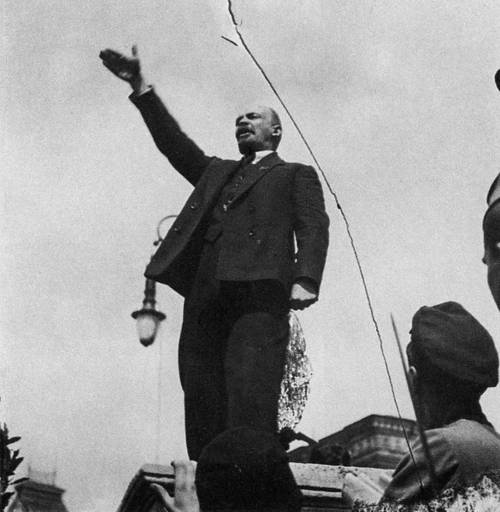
[237,139,255,155]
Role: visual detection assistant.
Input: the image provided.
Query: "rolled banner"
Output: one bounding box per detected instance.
[277,311,313,431]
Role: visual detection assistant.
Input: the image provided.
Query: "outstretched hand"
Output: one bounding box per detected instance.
[99,46,144,91]
[151,460,200,512]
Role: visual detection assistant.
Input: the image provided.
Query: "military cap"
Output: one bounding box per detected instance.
[195,427,302,511]
[409,301,498,389]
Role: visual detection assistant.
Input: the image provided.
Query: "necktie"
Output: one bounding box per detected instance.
[241,153,255,167]
[220,155,254,212]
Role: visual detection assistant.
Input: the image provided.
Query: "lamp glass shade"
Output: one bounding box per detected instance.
[136,312,160,347]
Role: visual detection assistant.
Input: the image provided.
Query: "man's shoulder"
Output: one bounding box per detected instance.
[439,419,500,449]
[383,421,500,503]
[440,419,499,437]
[428,419,500,476]
[260,152,310,168]
[277,158,314,170]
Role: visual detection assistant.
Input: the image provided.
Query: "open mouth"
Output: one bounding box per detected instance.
[236,127,254,139]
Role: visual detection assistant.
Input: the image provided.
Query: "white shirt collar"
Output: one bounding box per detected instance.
[253,150,275,164]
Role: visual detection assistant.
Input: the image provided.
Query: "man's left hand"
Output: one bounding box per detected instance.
[289,279,318,310]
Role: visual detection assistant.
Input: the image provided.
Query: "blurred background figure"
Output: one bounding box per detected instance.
[483,173,500,310]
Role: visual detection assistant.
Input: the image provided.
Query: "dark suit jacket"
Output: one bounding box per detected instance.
[131,89,330,298]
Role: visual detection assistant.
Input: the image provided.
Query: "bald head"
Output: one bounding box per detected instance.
[267,106,281,126]
[235,105,282,155]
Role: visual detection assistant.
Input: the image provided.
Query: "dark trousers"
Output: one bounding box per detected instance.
[178,240,289,460]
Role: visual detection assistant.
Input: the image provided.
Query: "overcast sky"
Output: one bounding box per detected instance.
[2,1,500,510]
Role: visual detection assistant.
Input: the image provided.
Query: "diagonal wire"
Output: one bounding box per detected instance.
[225,0,422,485]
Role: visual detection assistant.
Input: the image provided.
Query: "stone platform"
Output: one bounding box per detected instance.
[117,462,390,512]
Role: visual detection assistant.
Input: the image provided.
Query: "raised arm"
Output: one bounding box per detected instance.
[99,47,213,185]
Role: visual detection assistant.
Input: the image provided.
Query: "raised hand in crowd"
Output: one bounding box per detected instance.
[151,460,200,512]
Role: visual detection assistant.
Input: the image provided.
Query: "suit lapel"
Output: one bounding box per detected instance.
[230,153,285,205]
[201,159,240,205]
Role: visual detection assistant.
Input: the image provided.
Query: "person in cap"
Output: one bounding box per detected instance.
[483,173,500,310]
[344,301,500,505]
[153,427,302,512]
[98,47,329,461]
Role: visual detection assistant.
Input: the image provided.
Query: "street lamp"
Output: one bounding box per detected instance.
[131,215,177,346]
[131,278,166,347]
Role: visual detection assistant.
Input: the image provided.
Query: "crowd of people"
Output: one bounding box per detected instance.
[99,48,500,510]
